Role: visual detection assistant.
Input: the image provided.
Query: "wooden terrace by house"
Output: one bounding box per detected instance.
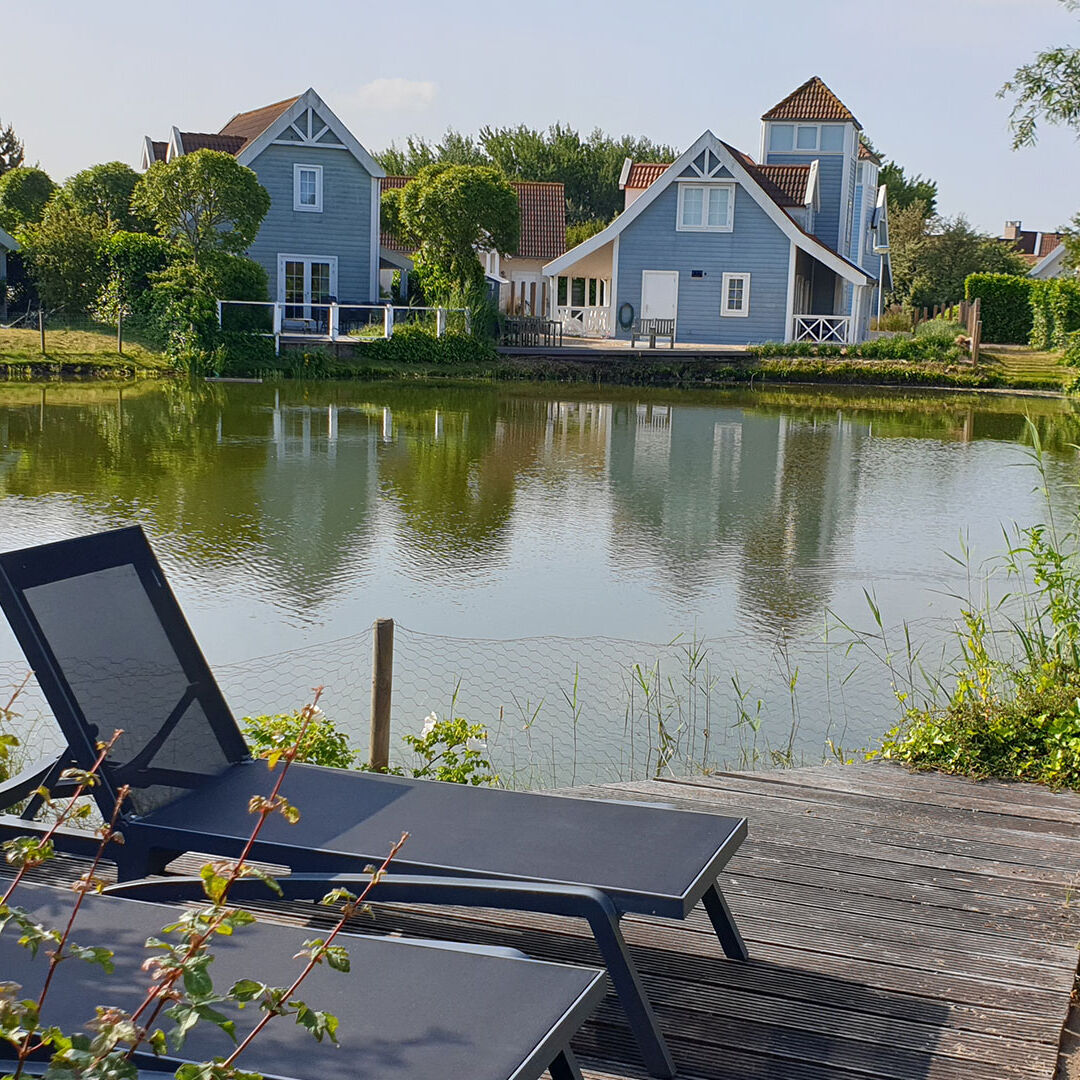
[5,761,1077,1080]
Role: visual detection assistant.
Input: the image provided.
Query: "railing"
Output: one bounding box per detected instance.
[555,305,612,337]
[791,314,853,344]
[501,316,563,348]
[217,301,470,354]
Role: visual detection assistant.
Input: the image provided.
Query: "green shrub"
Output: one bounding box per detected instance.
[1063,329,1080,368]
[1029,278,1080,349]
[914,317,965,345]
[94,231,175,322]
[871,305,913,332]
[145,263,219,373]
[215,330,277,376]
[965,273,1032,344]
[364,324,496,366]
[242,710,358,769]
[751,335,962,362]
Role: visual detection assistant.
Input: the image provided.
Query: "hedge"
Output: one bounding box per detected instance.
[964,273,1032,344]
[1029,278,1080,350]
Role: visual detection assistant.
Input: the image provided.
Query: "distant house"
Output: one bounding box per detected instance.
[544,77,891,345]
[0,225,17,320]
[1000,221,1062,269]
[379,177,565,313]
[142,88,385,315]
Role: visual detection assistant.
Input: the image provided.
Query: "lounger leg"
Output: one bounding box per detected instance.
[702,882,749,960]
[586,910,675,1078]
[549,1049,584,1080]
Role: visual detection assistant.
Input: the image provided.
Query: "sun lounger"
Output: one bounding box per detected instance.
[0,527,750,1077]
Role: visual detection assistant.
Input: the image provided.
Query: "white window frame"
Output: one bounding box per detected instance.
[293,163,323,212]
[721,272,750,318]
[676,182,734,232]
[277,253,339,311]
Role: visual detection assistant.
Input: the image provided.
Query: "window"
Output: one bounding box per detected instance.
[677,183,733,231]
[293,163,323,212]
[769,125,794,151]
[721,273,750,317]
[820,125,845,151]
[796,126,818,150]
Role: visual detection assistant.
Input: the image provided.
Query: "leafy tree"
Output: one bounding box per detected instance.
[566,218,610,248]
[999,0,1080,149]
[94,230,175,320]
[0,119,23,176]
[879,161,938,216]
[888,205,1029,308]
[0,167,56,232]
[19,196,107,311]
[65,161,150,233]
[385,163,519,298]
[377,125,676,225]
[132,149,270,264]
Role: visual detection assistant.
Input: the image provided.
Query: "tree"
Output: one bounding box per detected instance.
[879,162,938,216]
[132,149,270,264]
[0,119,23,176]
[19,196,107,311]
[0,167,56,232]
[385,163,519,298]
[65,161,150,233]
[999,0,1080,148]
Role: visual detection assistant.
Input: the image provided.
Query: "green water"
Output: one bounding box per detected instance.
[1,379,1078,779]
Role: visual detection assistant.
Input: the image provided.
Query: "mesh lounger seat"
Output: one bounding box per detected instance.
[0,527,750,1078]
[2,880,603,1080]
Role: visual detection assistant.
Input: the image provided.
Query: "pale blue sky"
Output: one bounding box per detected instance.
[6,0,1078,235]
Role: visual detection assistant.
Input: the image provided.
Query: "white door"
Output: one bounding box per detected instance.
[641,270,679,323]
[278,255,338,319]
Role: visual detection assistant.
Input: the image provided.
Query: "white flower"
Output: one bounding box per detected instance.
[466,735,487,752]
[421,712,439,737]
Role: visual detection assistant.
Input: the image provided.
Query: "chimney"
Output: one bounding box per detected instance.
[1003,220,1022,241]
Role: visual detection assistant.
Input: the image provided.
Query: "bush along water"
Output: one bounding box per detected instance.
[878,420,1080,788]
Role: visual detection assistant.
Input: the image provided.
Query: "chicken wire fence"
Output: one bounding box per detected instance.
[0,615,957,790]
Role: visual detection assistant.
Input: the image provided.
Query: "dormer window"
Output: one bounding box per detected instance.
[294,163,323,212]
[677,183,734,232]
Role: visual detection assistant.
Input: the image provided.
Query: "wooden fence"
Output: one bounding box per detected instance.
[910,300,982,363]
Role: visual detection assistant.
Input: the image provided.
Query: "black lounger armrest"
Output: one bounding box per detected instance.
[0,813,112,858]
[0,753,64,810]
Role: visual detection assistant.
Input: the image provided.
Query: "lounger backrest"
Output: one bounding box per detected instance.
[0,527,248,817]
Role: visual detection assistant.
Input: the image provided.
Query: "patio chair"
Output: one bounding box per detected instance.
[0,526,750,1078]
[1,879,604,1080]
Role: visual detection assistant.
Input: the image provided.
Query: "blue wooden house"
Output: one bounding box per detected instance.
[0,225,17,320]
[543,77,891,346]
[142,89,385,315]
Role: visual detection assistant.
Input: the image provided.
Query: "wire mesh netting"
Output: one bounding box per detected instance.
[1,615,956,789]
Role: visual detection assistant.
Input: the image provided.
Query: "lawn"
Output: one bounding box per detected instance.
[0,322,170,374]
[979,344,1069,389]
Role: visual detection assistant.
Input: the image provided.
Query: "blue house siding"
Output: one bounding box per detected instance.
[850,183,864,264]
[615,184,791,345]
[245,143,374,303]
[764,152,845,252]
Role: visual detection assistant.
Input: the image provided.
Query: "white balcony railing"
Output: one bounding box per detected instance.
[556,305,612,337]
[791,314,853,344]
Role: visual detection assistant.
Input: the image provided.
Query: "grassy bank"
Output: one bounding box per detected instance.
[0,323,171,378]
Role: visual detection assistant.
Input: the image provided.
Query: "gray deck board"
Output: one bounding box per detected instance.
[2,763,1077,1079]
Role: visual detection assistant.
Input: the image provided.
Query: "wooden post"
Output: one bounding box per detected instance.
[38,308,45,354]
[971,319,982,366]
[529,281,537,316]
[509,280,516,315]
[117,310,123,355]
[384,304,394,339]
[369,618,394,772]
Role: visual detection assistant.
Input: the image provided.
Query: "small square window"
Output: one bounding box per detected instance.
[820,125,845,151]
[293,164,323,212]
[721,273,750,317]
[769,125,794,151]
[796,126,818,150]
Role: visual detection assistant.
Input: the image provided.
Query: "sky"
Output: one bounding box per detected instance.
[4,0,1079,236]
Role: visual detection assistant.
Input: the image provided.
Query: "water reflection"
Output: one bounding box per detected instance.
[1,381,1079,662]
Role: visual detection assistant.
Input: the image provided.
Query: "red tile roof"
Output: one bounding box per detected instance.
[149,140,167,163]
[761,76,861,129]
[858,142,882,165]
[1039,232,1063,257]
[379,177,566,261]
[757,163,811,206]
[219,96,300,148]
[179,132,247,154]
[623,162,670,189]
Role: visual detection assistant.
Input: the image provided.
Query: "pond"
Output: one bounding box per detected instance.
[1,380,1078,785]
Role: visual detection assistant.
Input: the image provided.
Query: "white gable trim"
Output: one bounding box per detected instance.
[141,136,158,172]
[805,159,820,210]
[1030,242,1067,279]
[167,127,184,162]
[235,88,385,178]
[543,129,872,286]
[0,224,19,252]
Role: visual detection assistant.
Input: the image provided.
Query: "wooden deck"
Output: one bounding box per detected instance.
[5,762,1079,1079]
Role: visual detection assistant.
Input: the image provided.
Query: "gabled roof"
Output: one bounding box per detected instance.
[220,96,301,147]
[543,129,873,287]
[148,140,167,163]
[179,132,247,155]
[762,76,861,129]
[622,162,671,189]
[1030,242,1068,279]
[755,163,812,207]
[858,142,882,165]
[379,177,566,261]
[0,224,19,252]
